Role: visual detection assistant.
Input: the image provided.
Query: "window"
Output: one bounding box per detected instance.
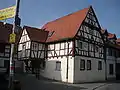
[96,46,99,52]
[108,48,112,56]
[87,60,91,70]
[98,61,102,70]
[0,44,5,53]
[89,28,94,35]
[55,61,61,71]
[80,59,85,70]
[109,64,114,75]
[78,41,82,49]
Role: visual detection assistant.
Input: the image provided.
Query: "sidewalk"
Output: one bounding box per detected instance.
[14,74,117,90]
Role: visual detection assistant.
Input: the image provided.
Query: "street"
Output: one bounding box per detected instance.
[13,74,120,90]
[98,83,120,90]
[1,74,120,90]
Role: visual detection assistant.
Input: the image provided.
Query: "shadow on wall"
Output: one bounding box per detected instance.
[40,60,63,82]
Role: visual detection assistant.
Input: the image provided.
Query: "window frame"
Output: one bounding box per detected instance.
[80,59,85,70]
[98,61,102,70]
[55,61,61,71]
[109,64,114,75]
[87,60,91,70]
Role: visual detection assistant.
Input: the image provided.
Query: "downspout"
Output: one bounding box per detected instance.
[104,44,107,80]
[66,41,69,82]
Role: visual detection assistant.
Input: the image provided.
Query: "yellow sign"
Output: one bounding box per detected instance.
[0,6,16,20]
[9,33,16,43]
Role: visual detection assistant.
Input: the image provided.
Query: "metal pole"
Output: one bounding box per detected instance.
[8,0,20,88]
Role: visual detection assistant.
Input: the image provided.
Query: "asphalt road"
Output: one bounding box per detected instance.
[99,83,120,90]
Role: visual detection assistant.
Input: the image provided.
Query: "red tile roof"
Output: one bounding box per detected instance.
[24,26,49,43]
[42,7,90,42]
[108,33,117,39]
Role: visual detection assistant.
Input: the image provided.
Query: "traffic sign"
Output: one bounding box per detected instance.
[9,33,16,43]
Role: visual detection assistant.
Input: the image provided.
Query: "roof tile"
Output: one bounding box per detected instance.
[42,7,90,42]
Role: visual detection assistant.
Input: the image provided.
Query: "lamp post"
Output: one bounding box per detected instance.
[8,0,21,89]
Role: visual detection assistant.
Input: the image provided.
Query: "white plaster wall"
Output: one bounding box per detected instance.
[40,56,74,83]
[74,56,105,83]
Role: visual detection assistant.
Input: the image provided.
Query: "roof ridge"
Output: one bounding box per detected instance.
[44,7,90,26]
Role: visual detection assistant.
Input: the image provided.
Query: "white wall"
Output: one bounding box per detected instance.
[40,56,74,83]
[74,56,105,83]
[18,29,31,59]
[41,41,74,83]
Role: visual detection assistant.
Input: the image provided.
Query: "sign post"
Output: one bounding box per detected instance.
[8,0,21,89]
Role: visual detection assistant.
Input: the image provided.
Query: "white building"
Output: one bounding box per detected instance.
[17,6,120,83]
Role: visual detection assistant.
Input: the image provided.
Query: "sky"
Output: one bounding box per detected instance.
[0,0,120,38]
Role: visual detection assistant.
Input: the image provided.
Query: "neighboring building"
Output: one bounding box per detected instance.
[0,22,11,69]
[18,26,48,72]
[101,29,117,80]
[0,22,21,73]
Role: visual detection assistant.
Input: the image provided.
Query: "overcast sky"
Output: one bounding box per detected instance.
[0,0,120,37]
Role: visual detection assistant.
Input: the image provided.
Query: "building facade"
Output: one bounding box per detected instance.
[16,6,120,83]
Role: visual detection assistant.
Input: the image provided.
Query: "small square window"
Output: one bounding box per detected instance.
[96,46,99,52]
[98,61,102,70]
[55,61,61,71]
[87,60,91,70]
[80,59,85,70]
[78,41,82,49]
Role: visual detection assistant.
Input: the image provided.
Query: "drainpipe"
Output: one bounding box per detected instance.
[66,41,69,82]
[104,44,107,80]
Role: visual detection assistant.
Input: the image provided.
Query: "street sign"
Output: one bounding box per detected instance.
[9,33,16,43]
[0,6,16,20]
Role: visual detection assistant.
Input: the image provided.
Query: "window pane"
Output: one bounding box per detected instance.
[87,60,91,70]
[109,64,114,75]
[56,61,61,71]
[98,61,102,70]
[80,59,85,70]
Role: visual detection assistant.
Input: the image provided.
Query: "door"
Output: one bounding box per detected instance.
[116,63,120,80]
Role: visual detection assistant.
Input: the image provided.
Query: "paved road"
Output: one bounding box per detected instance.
[14,74,120,90]
[98,83,120,90]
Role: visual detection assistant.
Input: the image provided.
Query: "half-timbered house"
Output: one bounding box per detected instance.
[18,26,48,73]
[40,6,105,83]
